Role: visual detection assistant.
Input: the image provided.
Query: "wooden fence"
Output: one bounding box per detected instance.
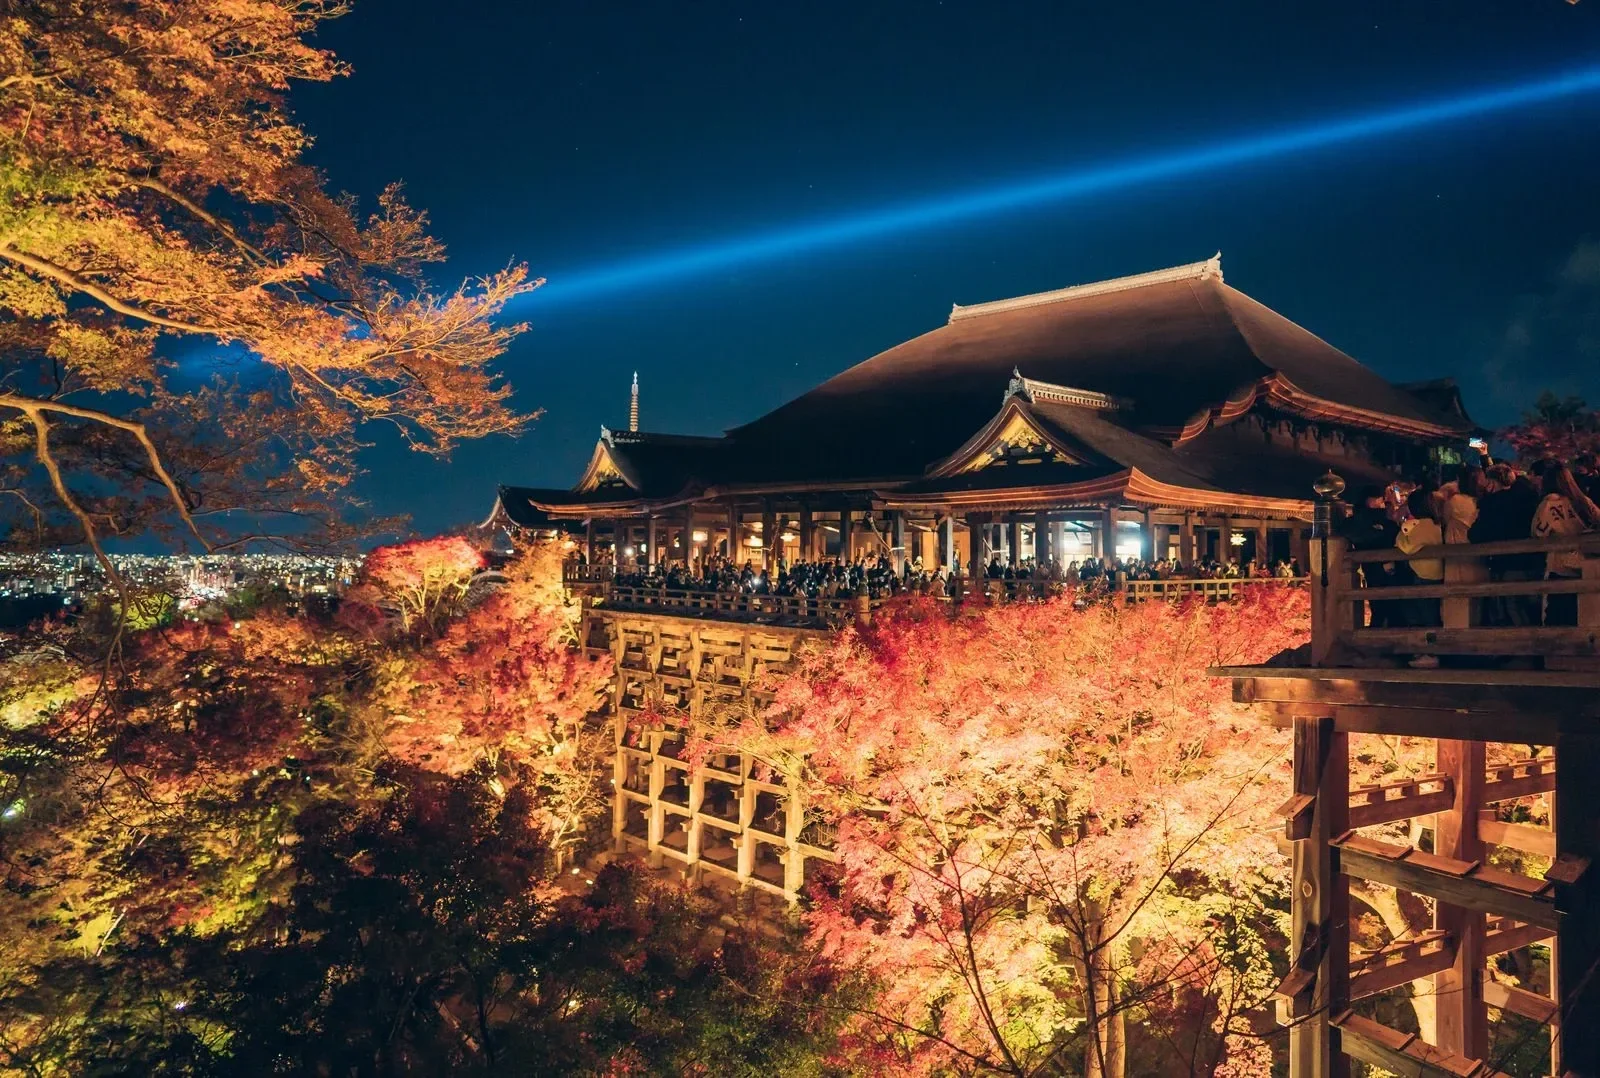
[1311,534,1600,666]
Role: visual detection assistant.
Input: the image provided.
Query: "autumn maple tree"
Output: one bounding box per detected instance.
[376,540,615,864]
[688,587,1311,1078]
[1501,392,1600,463]
[0,0,537,562]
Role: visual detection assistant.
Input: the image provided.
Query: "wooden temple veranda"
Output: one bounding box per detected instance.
[1217,529,1600,1078]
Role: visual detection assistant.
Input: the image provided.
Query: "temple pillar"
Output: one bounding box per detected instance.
[939,515,955,569]
[840,510,854,562]
[1033,511,1050,568]
[1099,506,1117,561]
[727,501,741,563]
[1141,508,1156,561]
[890,511,907,573]
[798,505,814,562]
[966,512,988,583]
[1221,515,1236,565]
[645,514,659,569]
[585,518,596,564]
[683,505,696,571]
[1256,520,1269,570]
[761,502,777,573]
[1007,518,1023,569]
[1179,512,1196,567]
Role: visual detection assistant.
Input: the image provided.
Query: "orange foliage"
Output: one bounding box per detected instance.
[0,1,536,555]
[694,587,1310,1077]
[379,542,614,857]
[342,536,486,638]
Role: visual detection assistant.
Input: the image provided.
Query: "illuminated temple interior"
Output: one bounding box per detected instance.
[490,255,1476,572]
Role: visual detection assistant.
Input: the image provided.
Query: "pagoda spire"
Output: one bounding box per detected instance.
[628,371,639,432]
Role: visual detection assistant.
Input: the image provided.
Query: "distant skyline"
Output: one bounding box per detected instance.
[282,1,1600,533]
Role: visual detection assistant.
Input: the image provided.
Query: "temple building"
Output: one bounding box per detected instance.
[488,255,1475,576]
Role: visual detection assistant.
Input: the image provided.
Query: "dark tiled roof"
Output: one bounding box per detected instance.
[720,268,1468,485]
[600,431,726,499]
[496,486,578,527]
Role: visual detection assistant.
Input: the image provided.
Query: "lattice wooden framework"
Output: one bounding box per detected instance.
[1221,536,1600,1078]
[581,604,839,903]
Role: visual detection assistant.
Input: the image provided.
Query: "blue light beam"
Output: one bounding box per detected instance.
[535,64,1600,305]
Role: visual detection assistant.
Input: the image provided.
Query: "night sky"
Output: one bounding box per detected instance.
[290,1,1600,534]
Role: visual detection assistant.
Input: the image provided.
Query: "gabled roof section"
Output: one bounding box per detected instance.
[928,395,1094,478]
[574,429,636,493]
[573,427,728,498]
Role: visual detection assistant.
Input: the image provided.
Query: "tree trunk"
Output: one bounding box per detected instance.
[1080,909,1128,1078]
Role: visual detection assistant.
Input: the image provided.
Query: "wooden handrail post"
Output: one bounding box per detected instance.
[1579,556,1600,629]
[1309,538,1349,667]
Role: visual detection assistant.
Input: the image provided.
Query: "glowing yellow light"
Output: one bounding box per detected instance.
[692,530,708,542]
[747,536,763,547]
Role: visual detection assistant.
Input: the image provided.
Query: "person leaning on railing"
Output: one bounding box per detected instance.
[1470,465,1544,627]
[1339,484,1402,629]
[1530,460,1600,627]
[1394,487,1445,661]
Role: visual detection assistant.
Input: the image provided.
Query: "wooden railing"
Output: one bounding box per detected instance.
[596,583,881,627]
[1311,534,1600,666]
[1121,576,1305,602]
[585,573,1304,626]
[562,561,615,587]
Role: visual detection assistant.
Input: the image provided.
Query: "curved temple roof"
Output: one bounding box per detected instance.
[502,256,1472,519]
[721,255,1470,485]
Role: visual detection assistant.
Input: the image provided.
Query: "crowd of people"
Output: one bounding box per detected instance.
[1338,453,1600,666]
[606,549,1304,602]
[582,451,1600,642]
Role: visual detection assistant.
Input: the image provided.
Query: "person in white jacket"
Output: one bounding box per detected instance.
[1531,462,1598,626]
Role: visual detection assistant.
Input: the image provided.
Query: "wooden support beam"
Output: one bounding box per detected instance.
[1344,626,1600,659]
[1349,930,1456,1001]
[1478,812,1557,858]
[1483,758,1556,803]
[1483,917,1554,957]
[1553,730,1600,1075]
[1288,715,1349,1078]
[1252,700,1570,744]
[1334,836,1559,932]
[1482,980,1561,1026]
[1279,793,1315,840]
[1433,739,1487,1060]
[1332,1013,1509,1078]
[1226,668,1600,722]
[1347,774,1454,829]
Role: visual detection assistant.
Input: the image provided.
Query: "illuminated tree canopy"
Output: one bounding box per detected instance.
[0,1,536,557]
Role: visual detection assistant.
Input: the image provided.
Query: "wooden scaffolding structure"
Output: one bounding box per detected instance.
[1221,534,1600,1078]
[580,602,840,904]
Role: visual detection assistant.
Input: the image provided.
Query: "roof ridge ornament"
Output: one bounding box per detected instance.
[1008,371,1128,411]
[949,253,1224,324]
